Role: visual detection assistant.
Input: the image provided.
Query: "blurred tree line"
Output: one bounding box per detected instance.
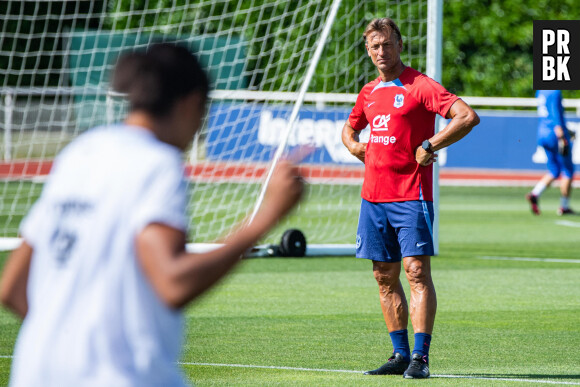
[442,0,580,99]
[1,0,579,98]
[104,0,428,94]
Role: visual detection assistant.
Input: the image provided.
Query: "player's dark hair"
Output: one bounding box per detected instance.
[112,43,209,117]
[363,18,402,42]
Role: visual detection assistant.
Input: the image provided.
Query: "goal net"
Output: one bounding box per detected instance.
[0,0,431,252]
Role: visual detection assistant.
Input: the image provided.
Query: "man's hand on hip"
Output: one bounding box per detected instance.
[349,142,367,164]
[415,147,438,166]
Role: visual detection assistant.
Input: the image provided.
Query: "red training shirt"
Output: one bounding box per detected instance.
[349,67,459,202]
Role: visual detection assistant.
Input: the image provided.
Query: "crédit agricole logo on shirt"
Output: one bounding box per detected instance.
[372,114,391,131]
[370,113,396,146]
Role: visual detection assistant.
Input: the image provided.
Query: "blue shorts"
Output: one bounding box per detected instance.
[356,199,434,262]
[541,142,574,179]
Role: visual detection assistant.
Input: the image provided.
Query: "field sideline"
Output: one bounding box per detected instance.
[2,160,580,187]
[0,186,579,385]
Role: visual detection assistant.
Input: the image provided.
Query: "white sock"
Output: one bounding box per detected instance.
[531,181,547,197]
[560,196,570,209]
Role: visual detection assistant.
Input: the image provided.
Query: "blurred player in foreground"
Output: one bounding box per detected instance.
[526,90,575,215]
[342,18,479,379]
[0,43,303,386]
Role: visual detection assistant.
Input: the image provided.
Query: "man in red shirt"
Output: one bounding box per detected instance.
[342,18,479,379]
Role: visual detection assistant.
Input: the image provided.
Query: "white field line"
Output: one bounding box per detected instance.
[179,362,360,374]
[1,356,578,385]
[556,220,580,228]
[479,256,580,263]
[440,180,580,188]
[434,374,580,385]
[180,362,580,385]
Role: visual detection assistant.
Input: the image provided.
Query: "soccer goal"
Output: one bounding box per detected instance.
[0,0,442,255]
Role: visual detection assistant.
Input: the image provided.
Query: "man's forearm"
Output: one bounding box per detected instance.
[430,120,473,151]
[342,121,366,163]
[431,103,479,151]
[342,122,357,150]
[0,242,32,319]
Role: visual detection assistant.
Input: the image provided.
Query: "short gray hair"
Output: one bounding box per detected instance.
[363,18,402,42]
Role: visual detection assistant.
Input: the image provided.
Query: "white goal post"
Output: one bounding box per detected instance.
[0,0,443,256]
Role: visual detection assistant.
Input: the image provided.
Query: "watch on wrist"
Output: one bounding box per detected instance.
[421,140,433,153]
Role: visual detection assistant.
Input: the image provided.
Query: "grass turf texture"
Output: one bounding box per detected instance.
[0,186,579,385]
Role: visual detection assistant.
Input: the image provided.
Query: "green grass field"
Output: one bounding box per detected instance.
[1,186,579,385]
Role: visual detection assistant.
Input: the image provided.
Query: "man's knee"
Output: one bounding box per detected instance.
[404,257,432,285]
[372,262,400,287]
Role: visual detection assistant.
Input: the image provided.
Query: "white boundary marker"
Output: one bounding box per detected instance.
[179,362,580,385]
[556,220,580,228]
[433,374,580,385]
[179,362,361,374]
[1,356,578,385]
[479,256,580,264]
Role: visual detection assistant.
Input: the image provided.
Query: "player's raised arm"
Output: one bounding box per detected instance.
[342,120,367,164]
[136,161,303,309]
[415,99,480,166]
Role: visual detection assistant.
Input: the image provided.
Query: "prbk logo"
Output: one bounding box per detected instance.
[372,114,390,131]
[533,20,580,90]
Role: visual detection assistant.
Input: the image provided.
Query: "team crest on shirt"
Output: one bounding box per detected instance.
[394,94,404,108]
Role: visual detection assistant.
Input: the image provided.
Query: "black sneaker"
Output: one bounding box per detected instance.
[364,353,410,375]
[526,193,540,215]
[403,353,430,379]
[557,207,576,216]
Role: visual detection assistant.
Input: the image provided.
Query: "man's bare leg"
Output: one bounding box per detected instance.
[557,176,575,214]
[403,255,436,335]
[364,260,411,375]
[560,176,572,198]
[373,260,408,331]
[527,173,556,215]
[401,255,436,378]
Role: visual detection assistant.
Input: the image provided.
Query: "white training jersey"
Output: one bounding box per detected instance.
[10,125,189,387]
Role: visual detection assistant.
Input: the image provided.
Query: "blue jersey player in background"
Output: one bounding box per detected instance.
[526,90,575,215]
